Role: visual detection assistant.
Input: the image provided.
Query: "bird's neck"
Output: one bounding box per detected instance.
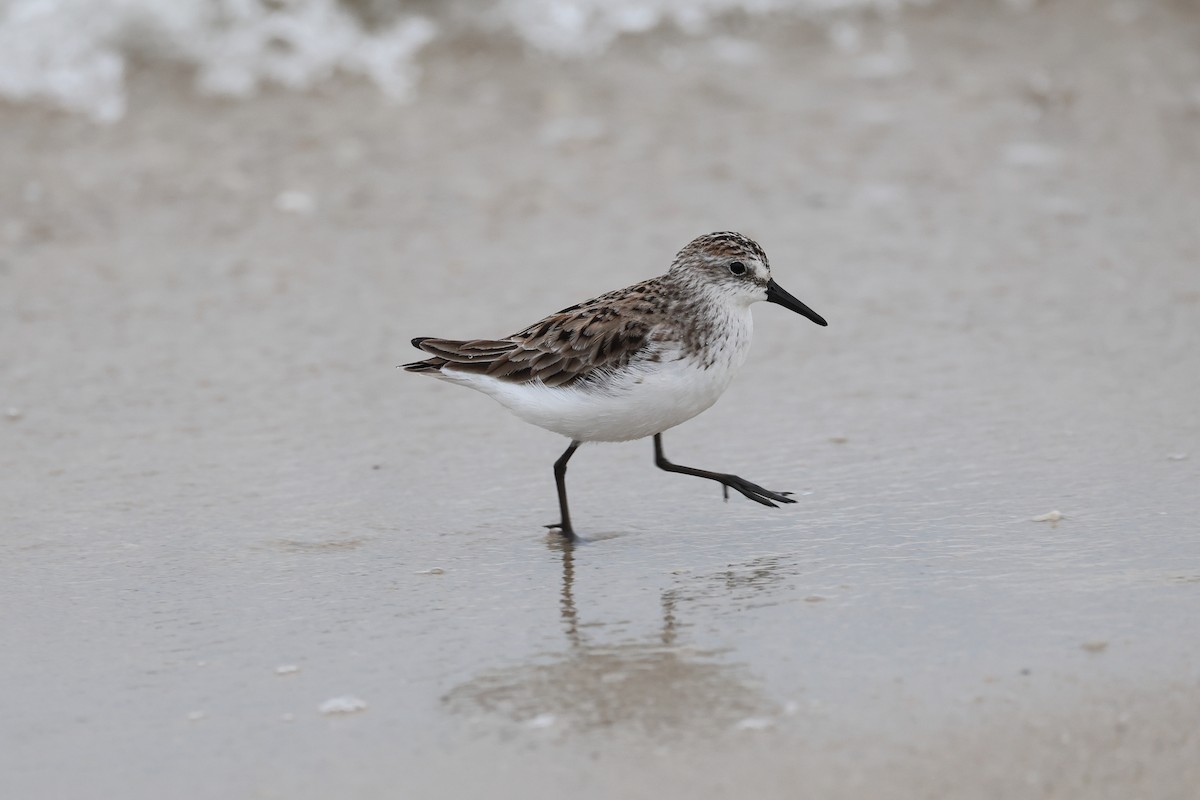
[660,275,754,370]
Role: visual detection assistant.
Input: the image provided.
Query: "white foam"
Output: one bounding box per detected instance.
[0,0,925,121]
[0,0,435,122]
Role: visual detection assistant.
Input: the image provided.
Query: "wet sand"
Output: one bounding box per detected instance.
[3,1,1200,797]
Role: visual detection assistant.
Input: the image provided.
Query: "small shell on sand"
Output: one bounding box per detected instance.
[319,696,367,715]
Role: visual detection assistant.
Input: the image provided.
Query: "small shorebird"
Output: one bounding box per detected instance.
[404,232,827,538]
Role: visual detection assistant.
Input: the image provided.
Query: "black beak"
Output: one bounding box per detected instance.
[766,279,827,326]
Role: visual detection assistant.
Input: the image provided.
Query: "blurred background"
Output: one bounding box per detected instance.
[2,1,1199,799]
[4,0,943,123]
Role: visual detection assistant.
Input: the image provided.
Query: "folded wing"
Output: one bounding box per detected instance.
[403,294,659,388]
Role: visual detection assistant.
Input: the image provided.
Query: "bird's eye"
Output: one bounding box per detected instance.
[729,261,747,276]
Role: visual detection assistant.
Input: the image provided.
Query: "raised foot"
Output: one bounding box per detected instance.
[717,475,797,507]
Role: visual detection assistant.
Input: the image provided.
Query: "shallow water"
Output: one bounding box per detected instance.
[3,2,1200,797]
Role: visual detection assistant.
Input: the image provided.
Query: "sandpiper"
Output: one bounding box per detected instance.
[403,231,827,538]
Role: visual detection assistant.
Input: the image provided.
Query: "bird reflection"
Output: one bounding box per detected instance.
[442,536,771,735]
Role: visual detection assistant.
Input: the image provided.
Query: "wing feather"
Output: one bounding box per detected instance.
[405,278,669,386]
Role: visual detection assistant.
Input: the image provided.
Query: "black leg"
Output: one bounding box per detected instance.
[652,433,795,508]
[545,440,582,538]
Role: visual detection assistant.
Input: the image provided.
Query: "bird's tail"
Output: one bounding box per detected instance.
[401,336,520,374]
[402,360,445,373]
[401,337,448,373]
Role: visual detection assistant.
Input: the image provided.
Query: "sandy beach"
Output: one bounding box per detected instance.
[3,1,1200,797]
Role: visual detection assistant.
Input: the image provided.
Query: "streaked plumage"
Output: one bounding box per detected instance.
[403,231,827,537]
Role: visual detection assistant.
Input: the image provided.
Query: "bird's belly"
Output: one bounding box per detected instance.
[475,356,736,442]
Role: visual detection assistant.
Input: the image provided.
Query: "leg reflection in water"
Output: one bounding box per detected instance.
[440,535,769,733]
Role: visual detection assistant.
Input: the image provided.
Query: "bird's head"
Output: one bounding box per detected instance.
[669,231,827,326]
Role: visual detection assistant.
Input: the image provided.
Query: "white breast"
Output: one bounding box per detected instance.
[437,304,755,442]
